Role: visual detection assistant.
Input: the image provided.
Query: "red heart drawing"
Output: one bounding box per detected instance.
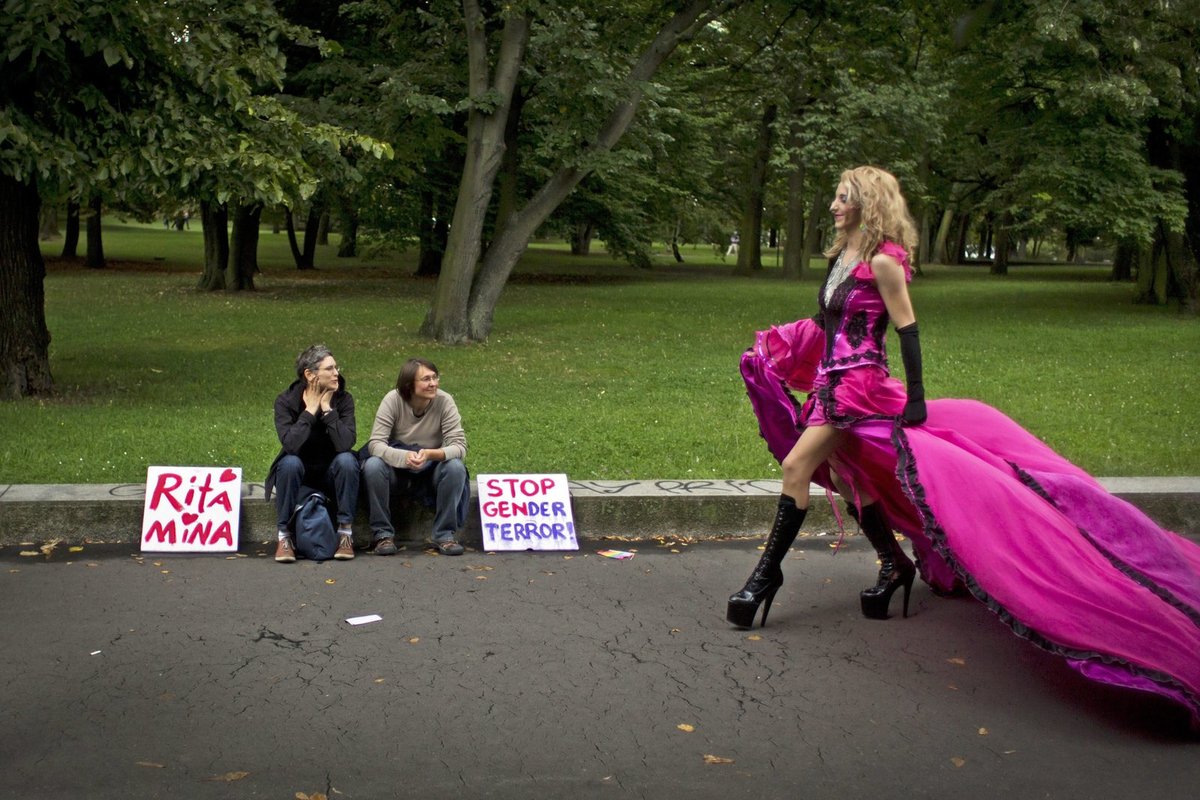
[182,512,199,525]
[219,469,237,482]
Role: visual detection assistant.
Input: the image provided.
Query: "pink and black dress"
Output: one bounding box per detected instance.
[741,240,1200,730]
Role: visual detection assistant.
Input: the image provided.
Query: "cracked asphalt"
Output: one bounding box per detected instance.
[1,538,1196,800]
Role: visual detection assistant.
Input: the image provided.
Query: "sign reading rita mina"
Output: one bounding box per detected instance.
[477,474,578,551]
[141,466,241,553]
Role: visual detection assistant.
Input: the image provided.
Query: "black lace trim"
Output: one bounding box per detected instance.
[1009,463,1200,630]
[846,311,869,348]
[891,426,1200,716]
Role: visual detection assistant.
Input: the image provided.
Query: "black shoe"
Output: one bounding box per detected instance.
[727,496,807,629]
[372,537,398,556]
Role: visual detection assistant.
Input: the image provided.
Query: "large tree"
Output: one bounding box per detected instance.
[1,1,383,396]
[421,0,740,343]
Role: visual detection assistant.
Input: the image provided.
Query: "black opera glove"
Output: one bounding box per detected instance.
[896,322,927,426]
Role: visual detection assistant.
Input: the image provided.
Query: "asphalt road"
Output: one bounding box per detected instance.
[1,538,1195,800]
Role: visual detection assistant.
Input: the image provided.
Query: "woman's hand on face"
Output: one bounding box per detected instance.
[302,378,323,415]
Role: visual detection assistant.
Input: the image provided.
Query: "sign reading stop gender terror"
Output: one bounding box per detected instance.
[477,473,578,552]
[141,466,241,553]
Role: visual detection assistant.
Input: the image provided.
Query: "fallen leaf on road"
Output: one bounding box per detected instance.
[466,565,493,571]
[69,546,84,553]
[374,678,385,684]
[703,755,734,765]
[295,793,328,800]
[408,637,420,644]
[40,541,60,556]
[950,757,966,768]
[19,551,39,557]
[205,771,250,782]
[746,634,762,641]
[160,570,171,574]
[978,727,989,735]
[135,761,165,769]
[475,575,488,580]
[677,724,695,733]
[325,579,336,585]
[947,657,966,666]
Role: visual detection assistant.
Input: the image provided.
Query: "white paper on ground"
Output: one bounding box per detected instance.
[345,614,382,626]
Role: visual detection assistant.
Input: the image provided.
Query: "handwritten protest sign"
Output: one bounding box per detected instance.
[477,473,578,552]
[141,466,241,553]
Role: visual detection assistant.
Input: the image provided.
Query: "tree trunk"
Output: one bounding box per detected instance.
[990,212,1011,275]
[570,222,594,256]
[299,202,321,268]
[61,201,80,259]
[735,102,777,275]
[336,196,359,258]
[198,200,229,290]
[39,206,59,240]
[669,220,683,263]
[932,207,953,264]
[228,203,261,290]
[952,214,970,265]
[1111,240,1137,282]
[781,157,805,280]
[285,207,311,270]
[0,175,54,398]
[85,196,105,269]
[316,210,330,246]
[422,5,532,342]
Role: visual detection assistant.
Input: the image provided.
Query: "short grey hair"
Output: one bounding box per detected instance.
[295,344,333,380]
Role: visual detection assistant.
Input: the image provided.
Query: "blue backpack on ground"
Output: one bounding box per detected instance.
[289,492,338,561]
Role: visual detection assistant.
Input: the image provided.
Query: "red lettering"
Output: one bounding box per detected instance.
[184,520,211,545]
[486,478,503,498]
[194,473,216,512]
[209,521,233,546]
[541,478,555,495]
[207,490,232,513]
[148,473,184,512]
[144,519,177,544]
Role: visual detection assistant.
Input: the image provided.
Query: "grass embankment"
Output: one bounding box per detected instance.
[5,223,1197,483]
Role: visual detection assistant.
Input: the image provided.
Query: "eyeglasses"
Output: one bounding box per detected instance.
[417,374,440,384]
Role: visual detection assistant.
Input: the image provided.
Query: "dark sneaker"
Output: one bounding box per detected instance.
[435,539,464,556]
[274,537,296,563]
[334,534,355,560]
[372,537,398,556]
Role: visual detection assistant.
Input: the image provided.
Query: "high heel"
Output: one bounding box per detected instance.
[728,579,781,628]
[727,496,806,629]
[856,503,917,620]
[860,563,915,619]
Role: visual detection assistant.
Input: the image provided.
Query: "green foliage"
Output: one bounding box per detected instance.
[6,223,1197,483]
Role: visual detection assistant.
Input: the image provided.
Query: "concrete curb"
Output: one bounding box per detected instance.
[1,477,1198,548]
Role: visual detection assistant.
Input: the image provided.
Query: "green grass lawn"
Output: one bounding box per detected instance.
[5,222,1197,483]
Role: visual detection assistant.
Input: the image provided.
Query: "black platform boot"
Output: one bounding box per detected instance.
[727,495,807,629]
[857,503,916,619]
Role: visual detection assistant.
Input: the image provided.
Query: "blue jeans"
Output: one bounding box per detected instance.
[362,455,469,543]
[273,452,360,529]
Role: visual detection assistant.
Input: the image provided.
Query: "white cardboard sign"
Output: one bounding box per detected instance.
[477,473,578,551]
[141,466,241,553]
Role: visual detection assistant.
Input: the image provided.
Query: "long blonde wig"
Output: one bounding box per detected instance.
[823,166,918,261]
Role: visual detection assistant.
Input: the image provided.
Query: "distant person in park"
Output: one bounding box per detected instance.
[264,344,359,563]
[734,164,1200,729]
[726,231,740,257]
[361,358,470,556]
